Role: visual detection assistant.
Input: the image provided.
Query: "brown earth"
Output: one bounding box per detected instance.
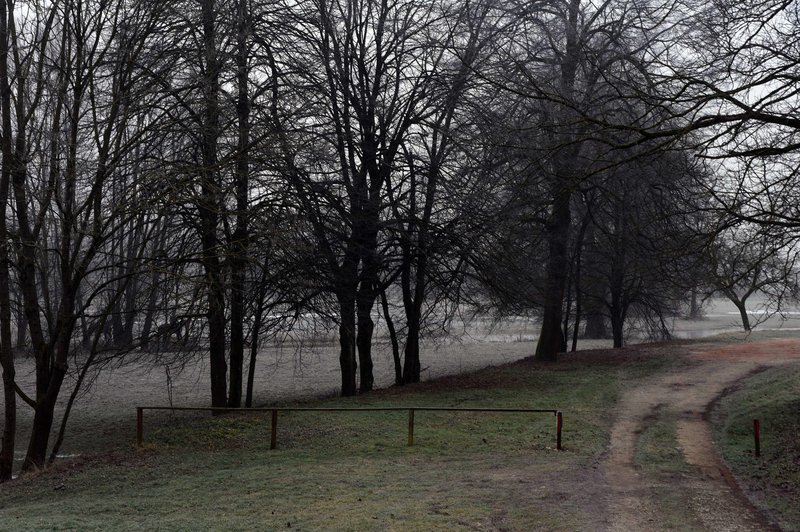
[601,338,800,531]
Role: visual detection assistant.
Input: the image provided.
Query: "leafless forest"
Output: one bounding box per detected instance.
[1,0,799,480]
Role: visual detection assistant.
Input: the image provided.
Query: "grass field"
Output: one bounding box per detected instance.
[3,332,799,531]
[712,364,800,530]
[0,348,679,531]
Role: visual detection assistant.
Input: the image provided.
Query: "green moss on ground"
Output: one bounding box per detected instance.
[0,349,677,531]
[634,413,690,475]
[713,365,800,530]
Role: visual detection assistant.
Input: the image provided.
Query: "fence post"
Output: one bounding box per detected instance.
[753,419,760,457]
[556,411,562,451]
[270,409,278,450]
[137,407,143,447]
[408,409,415,446]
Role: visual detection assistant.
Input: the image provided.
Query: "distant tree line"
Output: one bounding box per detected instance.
[1,0,798,479]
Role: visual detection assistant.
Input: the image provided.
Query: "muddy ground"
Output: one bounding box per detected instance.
[600,338,800,530]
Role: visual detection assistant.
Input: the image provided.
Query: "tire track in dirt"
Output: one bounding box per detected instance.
[603,339,800,531]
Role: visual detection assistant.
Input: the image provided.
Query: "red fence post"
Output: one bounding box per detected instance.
[270,409,278,450]
[556,411,562,450]
[408,409,415,446]
[137,407,143,447]
[754,419,761,457]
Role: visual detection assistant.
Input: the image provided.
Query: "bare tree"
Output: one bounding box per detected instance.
[0,0,167,471]
[627,0,800,243]
[386,0,500,384]
[579,148,707,346]
[706,225,800,331]
[272,0,459,394]
[0,0,17,483]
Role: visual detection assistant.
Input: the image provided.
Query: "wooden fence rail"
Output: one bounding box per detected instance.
[136,406,563,451]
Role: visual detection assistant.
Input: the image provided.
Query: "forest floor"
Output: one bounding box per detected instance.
[1,330,799,530]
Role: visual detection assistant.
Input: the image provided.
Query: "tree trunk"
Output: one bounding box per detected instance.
[206,270,228,407]
[14,306,26,351]
[228,0,251,408]
[0,350,13,481]
[0,0,17,481]
[534,0,581,361]
[609,259,625,348]
[11,74,55,477]
[535,188,571,360]
[0,209,14,480]
[111,292,125,347]
[582,224,608,339]
[244,299,263,408]
[583,308,607,339]
[610,311,624,348]
[355,247,377,393]
[689,288,701,319]
[355,301,374,393]
[733,299,751,331]
[571,291,581,352]
[12,6,69,471]
[571,246,582,352]
[354,203,379,393]
[120,286,136,347]
[337,229,360,397]
[244,335,259,408]
[380,290,403,386]
[118,225,140,348]
[198,0,227,408]
[609,267,625,348]
[227,222,244,401]
[398,161,431,386]
[140,222,167,351]
[338,295,358,396]
[140,269,160,351]
[23,395,58,470]
[245,266,269,407]
[401,251,426,385]
[49,307,113,462]
[562,270,573,348]
[402,319,421,384]
[22,352,67,471]
[119,153,144,349]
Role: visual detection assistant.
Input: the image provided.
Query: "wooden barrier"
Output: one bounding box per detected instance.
[136,406,563,451]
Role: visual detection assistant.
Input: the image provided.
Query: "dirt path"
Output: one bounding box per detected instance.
[602,339,800,531]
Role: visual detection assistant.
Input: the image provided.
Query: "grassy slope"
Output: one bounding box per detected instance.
[0,350,676,531]
[712,365,800,530]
